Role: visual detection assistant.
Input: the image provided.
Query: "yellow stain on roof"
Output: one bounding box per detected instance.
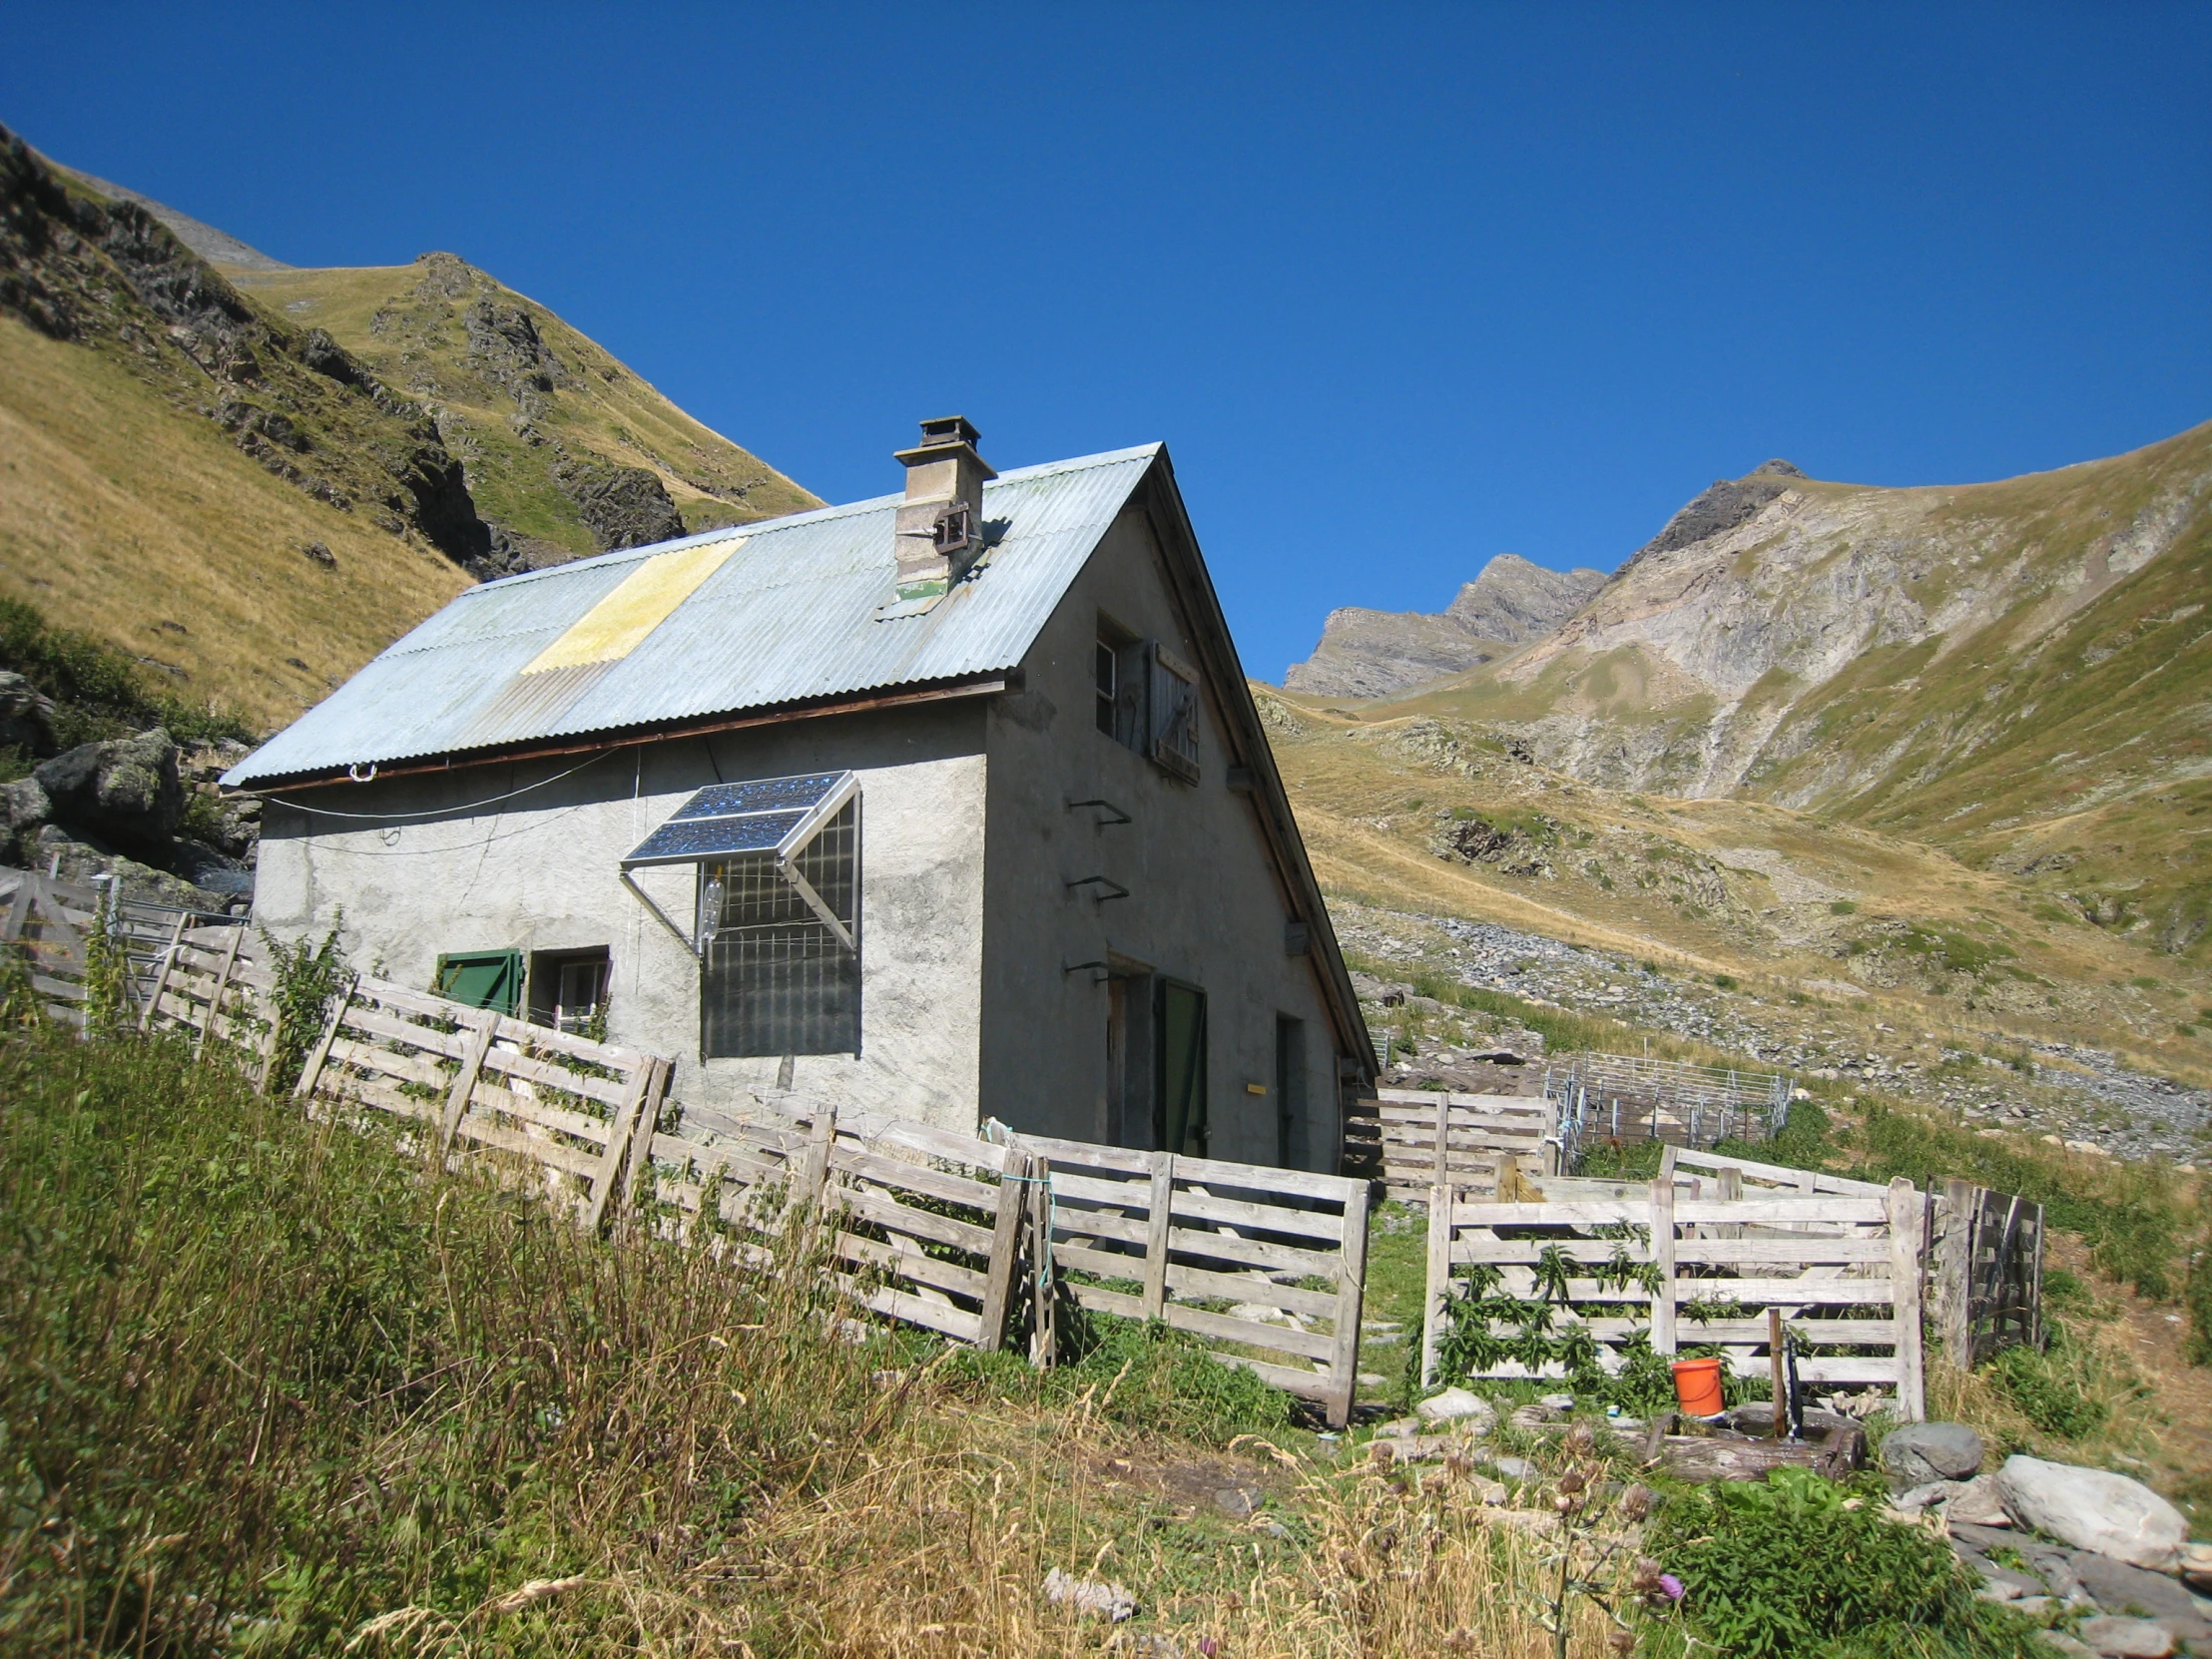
[523,536,746,674]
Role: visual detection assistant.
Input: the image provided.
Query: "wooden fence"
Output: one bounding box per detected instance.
[2,871,245,1028]
[1376,1086,1557,1196]
[646,1099,1038,1353]
[127,935,1371,1414]
[1932,1180,2044,1366]
[1421,1145,1927,1419]
[999,1131,1372,1427]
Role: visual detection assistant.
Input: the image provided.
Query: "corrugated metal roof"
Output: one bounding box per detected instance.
[227,444,1160,786]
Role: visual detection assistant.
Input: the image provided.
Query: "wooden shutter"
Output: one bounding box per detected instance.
[1148,643,1200,783]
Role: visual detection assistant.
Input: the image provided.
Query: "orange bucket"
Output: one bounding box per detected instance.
[1671,1357,1725,1416]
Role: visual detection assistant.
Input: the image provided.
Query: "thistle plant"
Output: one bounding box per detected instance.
[1526,1422,1684,1657]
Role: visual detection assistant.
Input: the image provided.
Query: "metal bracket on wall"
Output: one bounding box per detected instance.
[1065,797,1132,827]
[621,868,703,957]
[1065,874,1129,904]
[1061,957,1111,983]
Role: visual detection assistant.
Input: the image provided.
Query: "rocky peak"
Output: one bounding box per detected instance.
[1285,553,1609,700]
[1632,459,1806,562]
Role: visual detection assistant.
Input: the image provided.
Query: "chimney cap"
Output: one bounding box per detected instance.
[915,415,981,449]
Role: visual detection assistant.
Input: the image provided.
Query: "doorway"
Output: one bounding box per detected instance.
[1155,979,1208,1157]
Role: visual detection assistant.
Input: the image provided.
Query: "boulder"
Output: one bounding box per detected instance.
[2067,1554,2211,1642]
[32,729,182,857]
[2074,1616,2174,1657]
[0,671,55,753]
[1882,1421,1985,1486]
[1415,1386,1496,1427]
[1995,1457,2187,1572]
[0,775,49,831]
[1944,1472,2013,1527]
[1041,1567,1136,1622]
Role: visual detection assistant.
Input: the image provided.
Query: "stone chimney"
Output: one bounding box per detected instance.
[892,416,996,603]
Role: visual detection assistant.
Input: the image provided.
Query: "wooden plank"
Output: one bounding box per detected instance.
[1422,1181,1453,1390]
[1208,1352,1333,1399]
[191,923,246,1060]
[830,1229,990,1301]
[835,1181,996,1257]
[293,973,358,1100]
[832,1275,984,1344]
[1326,1173,1370,1428]
[1162,1225,1341,1281]
[977,1151,1030,1353]
[327,1035,451,1093]
[867,1119,1014,1175]
[1165,1260,1340,1319]
[458,1080,612,1147]
[1888,1177,1926,1421]
[451,1115,604,1178]
[583,1055,655,1232]
[621,1058,672,1214]
[435,1011,500,1155]
[1673,1238,1893,1265]
[339,1002,473,1061]
[475,1044,632,1109]
[1160,1301,1336,1364]
[1162,1185,1346,1244]
[1142,1152,1174,1320]
[137,910,190,1034]
[1651,1164,1678,1356]
[798,1105,836,1209]
[1053,1238,1153,1284]
[1067,1281,1147,1320]
[484,1008,647,1068]
[1937,1179,1973,1362]
[830,1145,997,1214]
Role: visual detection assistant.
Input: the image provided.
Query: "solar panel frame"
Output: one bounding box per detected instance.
[620,770,859,869]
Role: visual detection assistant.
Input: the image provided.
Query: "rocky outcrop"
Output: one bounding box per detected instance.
[30,730,184,859]
[1286,554,1606,698]
[551,449,688,551]
[0,123,495,572]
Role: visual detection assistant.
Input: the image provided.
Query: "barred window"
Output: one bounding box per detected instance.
[700,799,859,1057]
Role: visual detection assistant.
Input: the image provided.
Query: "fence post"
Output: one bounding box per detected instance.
[195,923,245,1060]
[1421,1179,1452,1389]
[1028,1156,1058,1367]
[1650,1152,1678,1356]
[979,1148,1031,1354]
[1141,1151,1175,1321]
[619,1057,672,1215]
[1888,1177,1927,1421]
[799,1100,838,1206]
[139,911,189,1033]
[435,1009,500,1155]
[585,1055,657,1232]
[291,971,357,1101]
[1432,1092,1450,1187]
[1936,1178,1974,1364]
[1325,1176,1371,1430]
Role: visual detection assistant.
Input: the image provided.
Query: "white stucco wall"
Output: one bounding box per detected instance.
[254,702,988,1128]
[978,508,1345,1169]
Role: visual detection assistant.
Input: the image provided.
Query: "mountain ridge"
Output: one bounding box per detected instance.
[1286,552,1606,698]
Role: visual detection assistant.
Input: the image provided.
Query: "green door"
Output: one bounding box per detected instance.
[434,949,523,1015]
[1156,980,1208,1156]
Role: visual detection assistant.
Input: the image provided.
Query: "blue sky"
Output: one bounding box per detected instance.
[7,4,2207,681]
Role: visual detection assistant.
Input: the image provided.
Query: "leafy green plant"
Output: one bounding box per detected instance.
[1829,900,1857,915]
[259,916,349,1094]
[1989,1325,2122,1437]
[1646,1468,2020,1657]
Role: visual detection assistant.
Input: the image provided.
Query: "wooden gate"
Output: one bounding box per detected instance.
[1931,1179,2043,1366]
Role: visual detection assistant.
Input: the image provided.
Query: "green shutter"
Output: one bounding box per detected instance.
[434,949,523,1015]
[1156,980,1208,1156]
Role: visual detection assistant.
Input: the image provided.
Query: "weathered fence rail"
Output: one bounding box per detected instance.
[1375,1086,1557,1195]
[998,1130,1372,1426]
[1420,1145,1927,1419]
[1932,1179,2043,1366]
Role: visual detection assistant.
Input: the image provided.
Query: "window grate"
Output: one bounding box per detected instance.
[700,800,859,1058]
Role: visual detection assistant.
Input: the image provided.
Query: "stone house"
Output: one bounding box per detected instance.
[228,420,1374,1168]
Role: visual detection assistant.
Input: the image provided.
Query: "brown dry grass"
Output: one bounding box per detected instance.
[0,313,469,732]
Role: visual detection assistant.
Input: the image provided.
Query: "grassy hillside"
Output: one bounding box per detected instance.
[227,258,820,564]
[1350,421,2212,963]
[1259,683,2212,1087]
[0,310,470,731]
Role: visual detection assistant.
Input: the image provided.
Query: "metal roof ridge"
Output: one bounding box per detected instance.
[465,442,1163,593]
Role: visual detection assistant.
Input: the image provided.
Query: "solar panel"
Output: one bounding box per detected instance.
[669,774,844,823]
[620,771,857,869]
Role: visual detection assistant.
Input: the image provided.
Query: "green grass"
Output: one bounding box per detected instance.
[0,595,253,748]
